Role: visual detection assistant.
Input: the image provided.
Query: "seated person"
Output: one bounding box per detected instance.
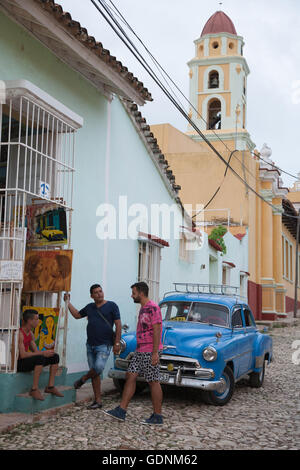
[18,309,63,401]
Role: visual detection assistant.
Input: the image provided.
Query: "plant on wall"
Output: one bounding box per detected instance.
[209,226,227,255]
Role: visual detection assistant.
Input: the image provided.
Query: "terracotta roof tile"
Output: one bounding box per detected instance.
[35,0,152,102]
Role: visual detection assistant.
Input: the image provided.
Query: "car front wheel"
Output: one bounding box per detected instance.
[201,365,235,406]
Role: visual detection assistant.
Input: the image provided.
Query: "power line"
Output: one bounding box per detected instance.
[90,0,300,220]
[104,0,299,182]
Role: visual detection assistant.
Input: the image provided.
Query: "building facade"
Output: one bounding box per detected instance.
[0,1,249,412]
[152,10,300,321]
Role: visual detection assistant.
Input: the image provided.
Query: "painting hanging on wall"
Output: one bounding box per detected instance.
[23,249,73,292]
[26,203,67,247]
[22,306,60,351]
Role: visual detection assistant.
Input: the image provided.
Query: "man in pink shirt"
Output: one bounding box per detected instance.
[104,282,163,424]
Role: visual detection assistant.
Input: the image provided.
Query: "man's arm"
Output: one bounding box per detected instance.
[113,319,122,355]
[63,293,82,320]
[151,323,162,366]
[18,332,53,359]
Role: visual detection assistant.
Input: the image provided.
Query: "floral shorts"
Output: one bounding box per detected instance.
[128,352,161,383]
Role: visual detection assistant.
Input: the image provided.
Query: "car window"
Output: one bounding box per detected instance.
[232,308,243,328]
[188,303,229,327]
[243,308,255,327]
[160,302,192,322]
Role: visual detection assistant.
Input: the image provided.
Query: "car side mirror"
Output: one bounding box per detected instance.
[122,323,129,332]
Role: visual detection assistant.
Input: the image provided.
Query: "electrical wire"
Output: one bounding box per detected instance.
[90,0,300,220]
[104,0,299,182]
[99,0,297,195]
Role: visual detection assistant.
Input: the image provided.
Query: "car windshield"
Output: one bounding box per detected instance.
[160,302,192,322]
[188,302,229,327]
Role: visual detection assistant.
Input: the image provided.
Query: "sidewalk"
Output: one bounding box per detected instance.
[256,311,299,331]
[0,378,117,435]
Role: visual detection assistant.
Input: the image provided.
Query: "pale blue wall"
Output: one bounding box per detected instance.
[0,12,249,380]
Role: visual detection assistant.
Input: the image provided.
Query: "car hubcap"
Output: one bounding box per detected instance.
[214,373,230,399]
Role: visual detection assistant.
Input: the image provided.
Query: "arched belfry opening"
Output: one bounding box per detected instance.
[208,99,221,130]
[208,70,219,89]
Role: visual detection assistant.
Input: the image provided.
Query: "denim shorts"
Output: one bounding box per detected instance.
[86,343,111,376]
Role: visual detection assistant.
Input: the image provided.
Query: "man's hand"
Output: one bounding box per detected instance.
[63,292,70,302]
[151,352,159,366]
[43,350,55,357]
[113,343,121,355]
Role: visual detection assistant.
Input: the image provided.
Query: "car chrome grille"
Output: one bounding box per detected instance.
[159,354,201,377]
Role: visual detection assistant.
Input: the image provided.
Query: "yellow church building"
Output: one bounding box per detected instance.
[152,11,300,320]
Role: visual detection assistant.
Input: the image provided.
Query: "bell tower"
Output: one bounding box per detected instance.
[187,11,255,151]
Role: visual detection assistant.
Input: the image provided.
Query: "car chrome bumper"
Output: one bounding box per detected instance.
[108,369,226,392]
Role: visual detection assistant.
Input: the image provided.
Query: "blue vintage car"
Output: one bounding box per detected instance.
[109,284,273,406]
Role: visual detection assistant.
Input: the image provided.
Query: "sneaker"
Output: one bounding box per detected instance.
[87,401,102,410]
[141,413,164,425]
[73,377,85,390]
[102,406,126,421]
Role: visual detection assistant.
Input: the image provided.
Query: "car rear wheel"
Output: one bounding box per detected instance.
[249,361,265,388]
[113,378,147,395]
[201,365,235,406]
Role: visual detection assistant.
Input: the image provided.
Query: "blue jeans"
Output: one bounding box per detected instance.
[86,343,111,376]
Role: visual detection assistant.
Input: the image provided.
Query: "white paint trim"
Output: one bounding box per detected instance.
[102,99,112,293]
[4,79,83,128]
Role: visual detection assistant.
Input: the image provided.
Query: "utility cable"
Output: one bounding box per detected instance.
[90,0,300,220]
[104,0,298,182]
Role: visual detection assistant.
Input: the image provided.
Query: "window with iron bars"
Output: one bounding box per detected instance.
[0,82,81,372]
[138,240,161,305]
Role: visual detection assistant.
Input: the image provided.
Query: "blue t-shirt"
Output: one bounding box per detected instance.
[79,301,120,346]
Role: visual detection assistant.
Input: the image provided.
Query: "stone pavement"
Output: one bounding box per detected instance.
[0,324,299,450]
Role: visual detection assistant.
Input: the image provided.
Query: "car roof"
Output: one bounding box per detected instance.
[160,293,248,309]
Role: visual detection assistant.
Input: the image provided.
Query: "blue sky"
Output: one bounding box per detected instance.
[58,0,300,188]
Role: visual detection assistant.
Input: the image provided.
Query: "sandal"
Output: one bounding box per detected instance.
[44,386,64,397]
[29,388,45,401]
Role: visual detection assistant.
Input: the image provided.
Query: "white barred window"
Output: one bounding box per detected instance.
[138,240,161,304]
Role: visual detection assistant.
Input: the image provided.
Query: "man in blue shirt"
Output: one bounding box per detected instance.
[64,284,121,409]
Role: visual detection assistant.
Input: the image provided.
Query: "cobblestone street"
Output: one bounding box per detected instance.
[0,326,299,451]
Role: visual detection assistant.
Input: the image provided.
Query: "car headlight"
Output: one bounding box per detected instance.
[203,346,217,362]
[120,339,127,353]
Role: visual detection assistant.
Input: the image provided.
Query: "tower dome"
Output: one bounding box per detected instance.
[201,11,237,37]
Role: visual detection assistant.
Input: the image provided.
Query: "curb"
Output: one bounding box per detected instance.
[0,379,118,435]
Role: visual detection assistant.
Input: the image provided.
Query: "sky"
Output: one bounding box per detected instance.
[58,0,300,188]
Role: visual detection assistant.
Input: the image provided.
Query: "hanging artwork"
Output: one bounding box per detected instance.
[26,203,67,247]
[23,249,73,292]
[22,306,60,351]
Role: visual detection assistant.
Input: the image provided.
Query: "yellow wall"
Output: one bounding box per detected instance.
[151,122,300,316]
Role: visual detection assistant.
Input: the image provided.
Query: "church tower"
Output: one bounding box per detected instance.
[187,11,255,151]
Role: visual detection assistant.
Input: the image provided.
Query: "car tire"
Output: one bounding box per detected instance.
[201,365,235,406]
[113,378,147,395]
[249,361,265,388]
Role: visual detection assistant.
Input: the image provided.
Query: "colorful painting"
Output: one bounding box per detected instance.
[23,249,73,292]
[22,306,60,351]
[26,203,67,247]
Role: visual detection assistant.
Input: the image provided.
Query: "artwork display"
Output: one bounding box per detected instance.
[26,203,67,247]
[22,306,60,351]
[23,250,73,292]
